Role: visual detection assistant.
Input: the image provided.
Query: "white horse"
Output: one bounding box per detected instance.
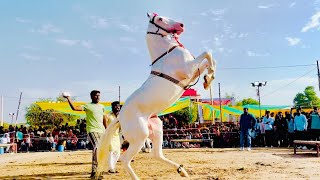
[141,138,152,153]
[96,13,216,179]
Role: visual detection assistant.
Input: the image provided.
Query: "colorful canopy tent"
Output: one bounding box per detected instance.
[36,97,191,117]
[36,97,294,123]
[233,105,291,117]
[196,102,292,122]
[36,102,114,117]
[158,97,191,116]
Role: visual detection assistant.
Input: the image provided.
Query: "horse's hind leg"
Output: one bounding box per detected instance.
[122,141,146,180]
[150,117,189,177]
[144,138,152,153]
[121,117,149,180]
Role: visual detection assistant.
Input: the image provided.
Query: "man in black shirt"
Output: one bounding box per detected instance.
[239,108,257,151]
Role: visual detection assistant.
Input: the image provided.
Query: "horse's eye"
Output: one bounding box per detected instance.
[158,18,163,21]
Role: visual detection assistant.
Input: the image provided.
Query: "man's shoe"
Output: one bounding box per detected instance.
[108,170,119,173]
[90,171,103,179]
[240,147,244,151]
[247,147,252,151]
[90,171,95,178]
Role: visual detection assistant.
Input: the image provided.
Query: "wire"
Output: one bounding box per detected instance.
[261,67,317,98]
[220,64,316,70]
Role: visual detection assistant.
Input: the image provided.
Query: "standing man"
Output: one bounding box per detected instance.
[274,112,287,147]
[63,90,106,179]
[294,107,308,149]
[310,107,320,140]
[285,109,295,147]
[239,108,256,151]
[263,111,274,147]
[105,101,121,173]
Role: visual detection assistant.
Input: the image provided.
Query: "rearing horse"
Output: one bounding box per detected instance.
[97,13,216,179]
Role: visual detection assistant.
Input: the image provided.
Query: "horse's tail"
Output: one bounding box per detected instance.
[96,118,120,173]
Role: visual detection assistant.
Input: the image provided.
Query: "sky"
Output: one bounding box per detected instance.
[1,0,320,124]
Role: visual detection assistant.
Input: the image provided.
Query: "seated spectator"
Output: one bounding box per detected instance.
[16,129,24,151]
[0,133,10,152]
[47,133,56,151]
[20,134,31,153]
[67,130,78,150]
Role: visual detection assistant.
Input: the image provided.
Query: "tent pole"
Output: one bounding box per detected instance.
[15,92,22,127]
[209,86,214,123]
[118,86,121,102]
[219,83,222,123]
[0,96,3,127]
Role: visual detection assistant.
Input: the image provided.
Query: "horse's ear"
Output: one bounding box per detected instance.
[147,12,151,18]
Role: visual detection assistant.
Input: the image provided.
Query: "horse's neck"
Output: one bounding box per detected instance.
[146,35,179,62]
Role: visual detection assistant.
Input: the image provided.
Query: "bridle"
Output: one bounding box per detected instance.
[147,15,172,37]
[147,15,200,90]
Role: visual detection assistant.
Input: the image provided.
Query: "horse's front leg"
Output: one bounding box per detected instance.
[191,51,216,89]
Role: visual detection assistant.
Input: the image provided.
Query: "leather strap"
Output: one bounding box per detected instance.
[151,71,185,89]
[151,46,178,66]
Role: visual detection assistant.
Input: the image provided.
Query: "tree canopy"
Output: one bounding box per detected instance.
[172,103,198,124]
[293,86,320,108]
[236,98,259,106]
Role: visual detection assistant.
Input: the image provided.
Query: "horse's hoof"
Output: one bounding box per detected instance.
[145,148,152,153]
[203,74,214,90]
[178,167,189,177]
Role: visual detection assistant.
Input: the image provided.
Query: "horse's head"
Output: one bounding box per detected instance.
[147,12,184,36]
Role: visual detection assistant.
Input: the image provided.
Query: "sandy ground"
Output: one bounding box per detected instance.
[0,148,320,180]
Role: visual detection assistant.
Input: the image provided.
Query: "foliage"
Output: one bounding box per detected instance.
[294,86,320,108]
[172,103,198,124]
[25,96,78,129]
[236,98,259,106]
[225,92,235,99]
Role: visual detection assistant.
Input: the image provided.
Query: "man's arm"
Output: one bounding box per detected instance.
[64,96,83,111]
[293,117,297,131]
[290,108,294,119]
[252,115,257,128]
[263,117,268,124]
[304,115,308,130]
[103,115,108,129]
[239,115,242,129]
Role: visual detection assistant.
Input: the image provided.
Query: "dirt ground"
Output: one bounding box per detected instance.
[0,148,320,180]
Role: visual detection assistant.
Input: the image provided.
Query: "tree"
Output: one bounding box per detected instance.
[172,103,198,124]
[225,92,235,99]
[25,96,78,128]
[294,86,320,107]
[236,98,259,106]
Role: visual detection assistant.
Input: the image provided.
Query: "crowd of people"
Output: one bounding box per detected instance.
[239,106,320,151]
[0,120,88,153]
[1,107,320,153]
[1,89,320,178]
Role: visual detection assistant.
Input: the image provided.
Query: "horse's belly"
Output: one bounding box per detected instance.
[121,75,184,116]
